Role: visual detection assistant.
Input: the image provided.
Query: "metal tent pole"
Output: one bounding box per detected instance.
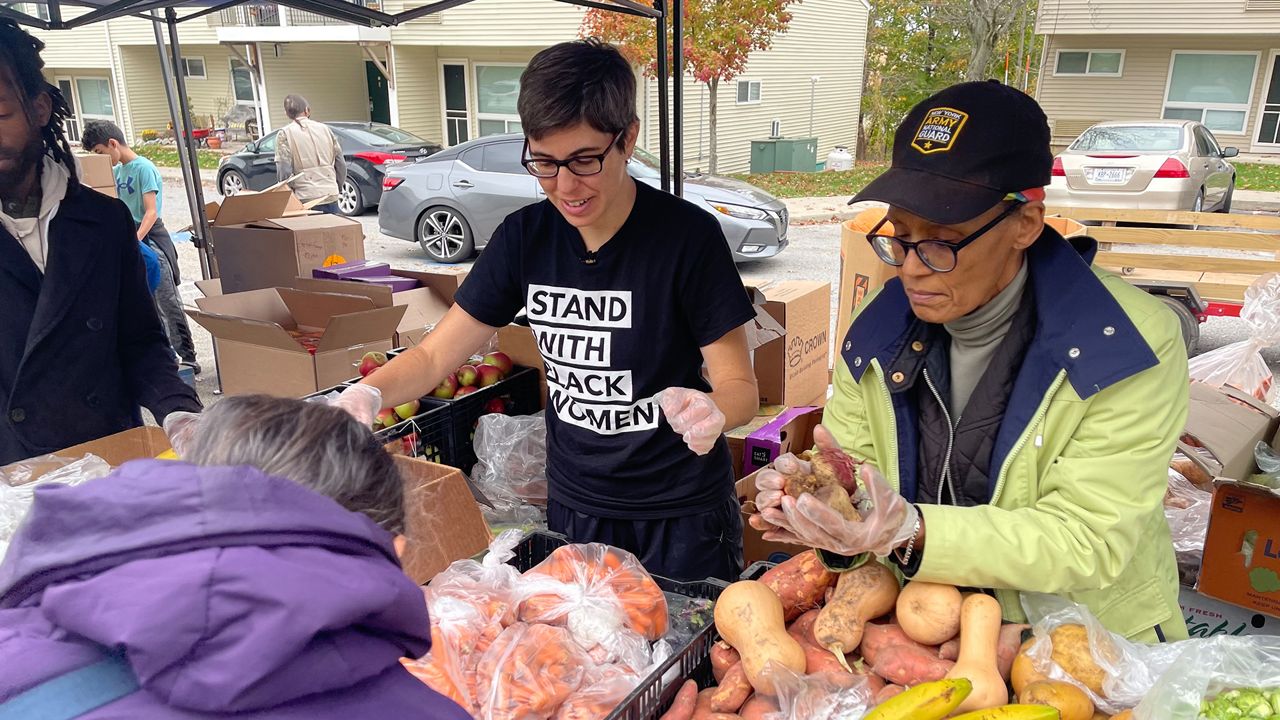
[165,7,213,278]
[671,0,682,196]
[654,0,670,193]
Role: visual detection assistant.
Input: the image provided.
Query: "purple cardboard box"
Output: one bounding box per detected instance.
[311,260,390,280]
[352,275,422,292]
[742,407,822,476]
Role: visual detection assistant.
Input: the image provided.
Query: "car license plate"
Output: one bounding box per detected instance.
[1087,167,1129,185]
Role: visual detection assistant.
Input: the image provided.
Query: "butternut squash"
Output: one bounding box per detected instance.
[895,581,963,645]
[713,580,807,696]
[813,562,899,670]
[945,594,1010,712]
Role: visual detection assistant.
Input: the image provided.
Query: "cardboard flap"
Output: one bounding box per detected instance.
[194,278,223,298]
[316,306,407,351]
[294,277,394,306]
[277,287,378,328]
[209,188,294,227]
[195,288,294,326]
[267,214,360,232]
[396,268,468,304]
[185,309,302,352]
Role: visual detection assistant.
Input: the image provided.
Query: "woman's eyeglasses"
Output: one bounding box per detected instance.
[865,201,1026,273]
[521,130,627,178]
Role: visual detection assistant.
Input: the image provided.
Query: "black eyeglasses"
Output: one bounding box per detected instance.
[521,130,626,178]
[866,201,1026,273]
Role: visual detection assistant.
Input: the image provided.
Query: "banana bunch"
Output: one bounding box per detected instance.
[865,679,1061,720]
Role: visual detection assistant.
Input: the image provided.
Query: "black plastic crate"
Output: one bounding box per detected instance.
[510,531,728,720]
[375,401,452,465]
[435,366,541,474]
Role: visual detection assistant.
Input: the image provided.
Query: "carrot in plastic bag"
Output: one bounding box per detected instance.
[519,544,668,641]
[401,623,475,714]
[476,622,591,720]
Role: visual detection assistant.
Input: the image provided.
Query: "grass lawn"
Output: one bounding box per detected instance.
[134,143,223,171]
[729,162,888,199]
[1234,162,1280,193]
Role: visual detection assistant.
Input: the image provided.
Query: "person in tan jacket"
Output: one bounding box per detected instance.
[275,94,347,214]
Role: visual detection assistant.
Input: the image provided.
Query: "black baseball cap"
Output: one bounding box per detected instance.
[850,80,1052,225]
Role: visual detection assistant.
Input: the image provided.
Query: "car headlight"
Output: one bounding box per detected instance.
[710,201,770,221]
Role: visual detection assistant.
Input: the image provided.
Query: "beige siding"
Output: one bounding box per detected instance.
[392,44,442,142]
[260,43,370,129]
[1036,0,1280,34]
[386,0,583,46]
[118,46,177,141]
[642,0,868,174]
[1037,34,1277,150]
[31,8,112,68]
[105,14,220,46]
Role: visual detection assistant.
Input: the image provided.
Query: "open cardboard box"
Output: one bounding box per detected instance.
[394,455,492,585]
[295,267,468,348]
[1183,382,1280,482]
[75,153,117,198]
[734,408,824,565]
[187,287,405,397]
[750,281,831,407]
[2,426,171,485]
[1198,477,1280,619]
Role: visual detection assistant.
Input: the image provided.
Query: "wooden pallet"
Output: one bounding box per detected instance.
[1046,206,1280,303]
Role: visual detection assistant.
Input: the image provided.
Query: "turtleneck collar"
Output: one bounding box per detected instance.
[946,259,1029,345]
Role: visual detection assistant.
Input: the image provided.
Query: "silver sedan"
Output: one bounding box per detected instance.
[378,134,789,263]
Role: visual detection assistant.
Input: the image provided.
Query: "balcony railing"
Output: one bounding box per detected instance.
[212,0,381,27]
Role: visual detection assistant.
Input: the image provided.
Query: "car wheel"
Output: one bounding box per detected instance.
[1219,180,1235,214]
[220,169,247,197]
[1192,190,1204,213]
[337,179,364,217]
[416,206,474,263]
[1159,295,1200,356]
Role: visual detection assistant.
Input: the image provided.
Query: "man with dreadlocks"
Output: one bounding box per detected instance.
[0,19,202,464]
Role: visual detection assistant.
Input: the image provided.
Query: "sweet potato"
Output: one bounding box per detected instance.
[708,664,753,713]
[787,609,821,647]
[800,638,851,676]
[858,621,933,667]
[782,443,861,521]
[660,680,699,720]
[997,623,1030,682]
[711,642,741,684]
[939,638,960,661]
[875,684,906,705]
[870,643,955,686]
[692,689,743,720]
[739,694,779,720]
[760,551,835,621]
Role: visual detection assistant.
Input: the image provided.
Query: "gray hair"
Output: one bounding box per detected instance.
[283,94,310,120]
[517,38,638,144]
[183,395,405,534]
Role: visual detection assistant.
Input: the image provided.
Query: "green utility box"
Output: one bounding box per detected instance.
[750,137,818,173]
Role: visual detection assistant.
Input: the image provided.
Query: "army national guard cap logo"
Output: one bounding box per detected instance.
[912,107,968,155]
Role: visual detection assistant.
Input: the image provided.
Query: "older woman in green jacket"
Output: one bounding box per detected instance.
[754,81,1189,643]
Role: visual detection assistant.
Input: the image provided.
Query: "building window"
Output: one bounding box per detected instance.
[231,58,256,104]
[737,80,762,104]
[181,57,207,80]
[18,2,51,20]
[1053,50,1124,77]
[75,78,115,121]
[1162,51,1259,134]
[475,64,523,137]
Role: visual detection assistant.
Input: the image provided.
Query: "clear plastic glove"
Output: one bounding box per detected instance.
[332,383,383,427]
[657,388,725,456]
[162,411,201,457]
[750,425,843,528]
[759,463,919,558]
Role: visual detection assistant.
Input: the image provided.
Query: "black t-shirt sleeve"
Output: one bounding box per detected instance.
[679,221,757,347]
[453,219,523,328]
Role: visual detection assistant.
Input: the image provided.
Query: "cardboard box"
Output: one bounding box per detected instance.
[354,276,421,293]
[76,153,117,198]
[743,406,823,478]
[733,411,824,565]
[737,470,801,565]
[1198,479,1280,618]
[187,287,405,397]
[208,189,367,294]
[395,455,492,585]
[752,282,831,407]
[2,427,171,484]
[295,267,466,348]
[837,219,899,347]
[1180,585,1280,638]
[1185,383,1280,482]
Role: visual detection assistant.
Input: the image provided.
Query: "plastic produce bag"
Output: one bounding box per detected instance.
[518,544,668,670]
[553,665,642,720]
[768,664,873,720]
[427,529,526,627]
[1188,272,1280,402]
[1134,636,1280,720]
[1164,468,1213,585]
[1248,441,1280,490]
[1021,593,1184,714]
[475,622,592,720]
[472,412,548,506]
[1,453,112,557]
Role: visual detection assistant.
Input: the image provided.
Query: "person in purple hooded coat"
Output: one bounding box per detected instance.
[0,395,474,719]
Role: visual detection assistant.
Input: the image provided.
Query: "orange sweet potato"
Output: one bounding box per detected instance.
[707,664,753,713]
[660,680,699,720]
[875,684,906,705]
[870,643,955,686]
[787,609,821,648]
[938,638,960,661]
[760,551,835,621]
[711,642,741,684]
[739,694,779,720]
[858,621,933,667]
[997,623,1029,682]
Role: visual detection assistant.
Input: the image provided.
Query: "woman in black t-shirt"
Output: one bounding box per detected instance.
[348,39,759,582]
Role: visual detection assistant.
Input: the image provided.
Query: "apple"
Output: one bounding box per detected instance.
[394,399,420,421]
[431,373,459,399]
[374,408,397,429]
[484,397,507,414]
[358,351,388,377]
[481,351,514,377]
[456,364,479,387]
[476,364,503,388]
[455,386,479,398]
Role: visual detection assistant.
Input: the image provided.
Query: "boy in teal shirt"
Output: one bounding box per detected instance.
[83,120,198,373]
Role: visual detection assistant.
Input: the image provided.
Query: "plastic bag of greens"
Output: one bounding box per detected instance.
[1134,636,1280,720]
[1188,273,1280,402]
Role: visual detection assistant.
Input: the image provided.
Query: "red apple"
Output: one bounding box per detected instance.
[374,408,397,429]
[455,386,479,398]
[394,399,420,421]
[481,351,514,377]
[456,364,479,387]
[358,351,388,377]
[484,397,507,414]
[432,373,459,399]
[476,364,503,388]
